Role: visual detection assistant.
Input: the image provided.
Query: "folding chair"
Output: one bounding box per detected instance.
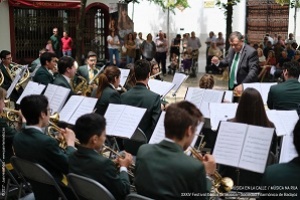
[67,173,115,200]
[10,156,68,200]
[123,128,147,156]
[126,193,154,200]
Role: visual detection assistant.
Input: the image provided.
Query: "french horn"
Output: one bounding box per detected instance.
[10,62,30,91]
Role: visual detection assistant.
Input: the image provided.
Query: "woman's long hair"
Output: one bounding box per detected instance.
[96,66,120,98]
[234,88,273,127]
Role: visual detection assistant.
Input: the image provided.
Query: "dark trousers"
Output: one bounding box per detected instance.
[155,52,167,74]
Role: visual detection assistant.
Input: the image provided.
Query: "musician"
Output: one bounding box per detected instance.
[69,113,132,200]
[0,50,22,102]
[53,56,77,95]
[135,101,216,200]
[199,74,214,89]
[13,95,76,199]
[211,31,259,95]
[29,48,47,73]
[267,61,300,112]
[124,63,136,91]
[93,66,121,115]
[260,119,300,199]
[0,88,25,162]
[121,59,161,140]
[150,60,162,81]
[77,51,99,83]
[220,88,277,188]
[33,52,57,85]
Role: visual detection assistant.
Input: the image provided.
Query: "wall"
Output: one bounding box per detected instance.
[0,1,11,51]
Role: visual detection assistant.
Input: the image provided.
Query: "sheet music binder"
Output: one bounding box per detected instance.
[213,121,274,173]
[104,104,147,138]
[209,103,238,131]
[119,68,130,87]
[16,81,46,104]
[59,95,97,125]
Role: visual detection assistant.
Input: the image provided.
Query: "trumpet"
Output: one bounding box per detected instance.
[189,147,234,194]
[101,145,135,178]
[149,71,162,79]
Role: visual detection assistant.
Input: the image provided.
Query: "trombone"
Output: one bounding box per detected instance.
[189,147,234,194]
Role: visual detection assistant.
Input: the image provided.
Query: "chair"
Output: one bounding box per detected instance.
[67,173,115,200]
[10,156,68,200]
[124,128,147,156]
[126,193,154,200]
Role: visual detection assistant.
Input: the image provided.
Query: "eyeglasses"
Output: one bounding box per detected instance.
[153,67,159,70]
[47,108,53,114]
[5,57,12,60]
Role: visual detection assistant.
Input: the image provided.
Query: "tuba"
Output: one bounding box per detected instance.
[10,62,30,91]
[0,71,4,86]
[189,147,234,194]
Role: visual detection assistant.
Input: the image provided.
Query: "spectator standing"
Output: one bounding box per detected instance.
[61,31,73,57]
[50,27,61,57]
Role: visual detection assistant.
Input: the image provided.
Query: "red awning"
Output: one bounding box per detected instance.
[9,0,81,9]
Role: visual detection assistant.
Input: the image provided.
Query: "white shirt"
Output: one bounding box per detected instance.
[107,35,119,49]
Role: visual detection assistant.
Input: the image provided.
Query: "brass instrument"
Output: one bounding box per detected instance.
[189,147,234,194]
[149,72,162,79]
[2,108,20,122]
[71,75,89,95]
[47,112,80,149]
[101,145,135,178]
[10,62,30,91]
[0,71,4,86]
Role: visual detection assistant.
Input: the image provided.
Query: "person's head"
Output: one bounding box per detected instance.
[229,31,244,52]
[150,60,159,75]
[164,101,203,150]
[235,88,272,127]
[57,56,76,78]
[134,59,150,81]
[266,41,272,47]
[127,33,134,41]
[199,74,214,89]
[53,28,58,36]
[109,30,115,37]
[146,33,152,41]
[158,31,164,39]
[293,119,300,155]
[63,31,68,38]
[282,61,300,79]
[176,34,181,40]
[74,113,106,149]
[281,50,288,58]
[257,48,264,57]
[209,31,214,38]
[211,41,217,48]
[40,52,57,70]
[0,88,6,113]
[96,66,121,98]
[38,48,47,57]
[20,95,49,127]
[289,33,294,39]
[218,32,223,38]
[86,51,97,68]
[0,50,12,66]
[268,50,275,58]
[264,36,269,43]
[294,50,300,60]
[191,31,196,38]
[138,32,142,39]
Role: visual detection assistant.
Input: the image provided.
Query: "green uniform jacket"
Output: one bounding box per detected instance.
[267,79,300,111]
[0,118,18,162]
[13,127,76,182]
[94,85,121,115]
[77,65,99,83]
[33,66,54,85]
[135,140,211,200]
[69,146,130,200]
[260,157,300,199]
[121,83,161,140]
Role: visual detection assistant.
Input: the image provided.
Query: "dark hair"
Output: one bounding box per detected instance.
[0,50,11,60]
[125,63,136,89]
[20,95,48,125]
[40,52,57,66]
[96,66,120,98]
[87,51,97,59]
[229,31,244,41]
[134,59,150,81]
[234,88,273,127]
[283,61,300,78]
[57,56,75,74]
[293,119,300,155]
[74,113,106,144]
[199,74,214,89]
[150,60,158,74]
[165,101,203,140]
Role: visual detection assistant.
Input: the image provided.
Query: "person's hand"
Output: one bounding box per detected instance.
[202,154,216,175]
[116,152,133,168]
[234,84,243,96]
[211,56,220,65]
[61,128,76,147]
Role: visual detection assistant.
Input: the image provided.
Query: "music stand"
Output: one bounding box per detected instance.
[171,73,189,102]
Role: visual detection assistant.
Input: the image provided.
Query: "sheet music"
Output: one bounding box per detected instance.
[199,102,210,118]
[104,104,146,138]
[119,68,130,86]
[213,122,248,167]
[149,112,166,144]
[209,103,238,130]
[148,79,175,97]
[279,134,298,163]
[6,65,27,98]
[43,84,70,114]
[68,97,97,125]
[266,110,299,136]
[201,89,224,103]
[184,87,205,108]
[59,96,83,123]
[239,125,274,173]
[171,73,188,94]
[223,90,233,103]
[243,83,276,104]
[16,81,45,104]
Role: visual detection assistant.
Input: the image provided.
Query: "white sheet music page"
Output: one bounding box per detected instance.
[119,68,130,86]
[16,81,45,104]
[260,83,277,104]
[239,125,274,173]
[44,84,71,114]
[6,65,27,99]
[213,122,248,167]
[199,102,210,118]
[105,104,125,136]
[149,112,166,144]
[171,73,188,94]
[59,96,83,123]
[279,134,298,163]
[209,103,238,130]
[223,91,233,103]
[202,89,224,103]
[148,79,175,97]
[184,87,204,109]
[68,97,98,125]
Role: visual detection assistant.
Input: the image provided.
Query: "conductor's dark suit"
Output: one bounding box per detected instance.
[219,44,259,88]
